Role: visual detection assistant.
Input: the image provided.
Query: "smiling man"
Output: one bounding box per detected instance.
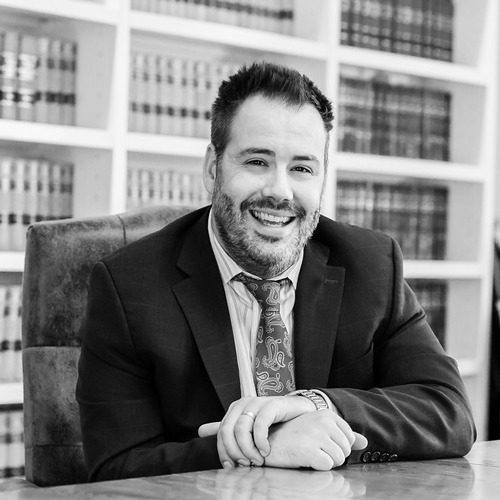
[77,62,475,481]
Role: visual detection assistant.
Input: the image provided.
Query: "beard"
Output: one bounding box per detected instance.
[211,183,320,279]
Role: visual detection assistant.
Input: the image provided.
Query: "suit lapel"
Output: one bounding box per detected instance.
[172,211,241,411]
[294,239,345,389]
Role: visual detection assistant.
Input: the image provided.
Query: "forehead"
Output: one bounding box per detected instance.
[227,95,327,156]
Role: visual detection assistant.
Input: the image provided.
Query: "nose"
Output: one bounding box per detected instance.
[261,166,293,202]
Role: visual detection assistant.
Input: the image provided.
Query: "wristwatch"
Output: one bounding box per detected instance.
[293,390,329,411]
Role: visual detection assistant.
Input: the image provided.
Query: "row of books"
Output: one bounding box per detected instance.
[341,0,454,61]
[338,74,451,161]
[0,157,74,251]
[128,166,211,209]
[336,180,448,260]
[131,0,295,35]
[0,29,77,125]
[0,406,24,479]
[129,53,238,137]
[0,286,22,384]
[408,279,447,347]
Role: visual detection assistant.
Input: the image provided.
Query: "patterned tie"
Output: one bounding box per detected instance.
[236,273,296,396]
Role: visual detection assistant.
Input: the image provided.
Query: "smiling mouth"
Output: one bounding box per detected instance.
[250,209,295,227]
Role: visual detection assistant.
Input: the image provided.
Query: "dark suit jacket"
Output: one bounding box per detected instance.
[76,207,476,481]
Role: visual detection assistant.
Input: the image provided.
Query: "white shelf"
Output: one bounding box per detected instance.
[127,133,207,157]
[0,252,24,273]
[130,12,328,60]
[0,120,112,150]
[334,153,485,183]
[0,0,119,25]
[0,383,23,406]
[338,46,488,87]
[403,261,483,280]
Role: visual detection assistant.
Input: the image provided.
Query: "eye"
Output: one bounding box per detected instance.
[245,158,268,167]
[291,165,313,174]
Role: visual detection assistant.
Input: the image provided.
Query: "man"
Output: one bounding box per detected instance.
[77,62,475,481]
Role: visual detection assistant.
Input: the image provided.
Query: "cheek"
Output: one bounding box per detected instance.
[223,174,262,201]
[295,182,323,210]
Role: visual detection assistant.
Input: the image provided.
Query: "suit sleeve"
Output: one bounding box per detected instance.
[76,261,220,481]
[320,239,476,462]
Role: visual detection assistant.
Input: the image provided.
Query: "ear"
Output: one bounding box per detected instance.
[203,143,217,195]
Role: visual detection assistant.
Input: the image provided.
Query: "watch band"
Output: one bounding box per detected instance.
[294,389,329,411]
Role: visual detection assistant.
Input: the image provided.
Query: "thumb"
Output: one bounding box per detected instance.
[198,421,220,438]
[351,432,368,450]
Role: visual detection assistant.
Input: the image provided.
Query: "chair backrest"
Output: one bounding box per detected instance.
[22,205,192,486]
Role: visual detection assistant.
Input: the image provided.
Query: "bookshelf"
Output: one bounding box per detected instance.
[0,0,498,457]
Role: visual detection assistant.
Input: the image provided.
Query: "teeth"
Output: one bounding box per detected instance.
[252,210,292,225]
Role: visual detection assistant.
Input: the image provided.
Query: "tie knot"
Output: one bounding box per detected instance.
[235,273,288,307]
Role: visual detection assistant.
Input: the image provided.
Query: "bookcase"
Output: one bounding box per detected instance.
[0,0,498,476]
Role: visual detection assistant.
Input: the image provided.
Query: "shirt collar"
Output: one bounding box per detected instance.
[208,208,303,289]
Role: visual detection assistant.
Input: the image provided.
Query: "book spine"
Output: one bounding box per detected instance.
[47,39,63,124]
[145,54,158,134]
[34,37,50,123]
[182,58,196,137]
[62,162,74,219]
[0,30,19,120]
[10,159,25,251]
[360,0,381,50]
[23,160,37,229]
[0,158,11,250]
[0,411,7,478]
[194,60,208,138]
[378,0,393,52]
[16,34,38,122]
[393,0,413,56]
[0,286,8,382]
[60,41,77,126]
[37,160,51,222]
[416,186,437,260]
[2,408,24,478]
[432,186,448,259]
[410,0,424,57]
[349,0,363,47]
[1,286,21,383]
[127,167,140,209]
[340,0,352,46]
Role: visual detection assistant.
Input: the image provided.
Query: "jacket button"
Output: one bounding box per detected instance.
[380,453,390,462]
[371,451,381,462]
[388,454,398,462]
[361,451,372,463]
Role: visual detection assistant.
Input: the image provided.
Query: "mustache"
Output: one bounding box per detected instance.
[241,198,306,218]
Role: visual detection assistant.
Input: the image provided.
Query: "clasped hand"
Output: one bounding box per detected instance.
[198,396,368,470]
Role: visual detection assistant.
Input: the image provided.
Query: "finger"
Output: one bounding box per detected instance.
[335,417,356,447]
[252,405,278,457]
[234,411,265,466]
[217,429,236,470]
[324,437,351,468]
[309,449,335,471]
[326,420,352,459]
[351,432,368,450]
[198,421,220,438]
[219,403,254,466]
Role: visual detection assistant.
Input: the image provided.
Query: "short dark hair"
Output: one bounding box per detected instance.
[210,62,334,161]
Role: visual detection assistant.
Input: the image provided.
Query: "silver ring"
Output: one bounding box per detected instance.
[242,411,256,420]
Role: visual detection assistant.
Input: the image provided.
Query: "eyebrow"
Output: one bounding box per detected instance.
[236,148,319,163]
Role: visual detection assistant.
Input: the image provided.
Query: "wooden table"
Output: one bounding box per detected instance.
[2,440,500,499]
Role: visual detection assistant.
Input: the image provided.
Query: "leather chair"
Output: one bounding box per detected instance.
[21,205,192,486]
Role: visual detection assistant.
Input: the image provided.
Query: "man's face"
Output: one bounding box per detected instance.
[204,94,327,278]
